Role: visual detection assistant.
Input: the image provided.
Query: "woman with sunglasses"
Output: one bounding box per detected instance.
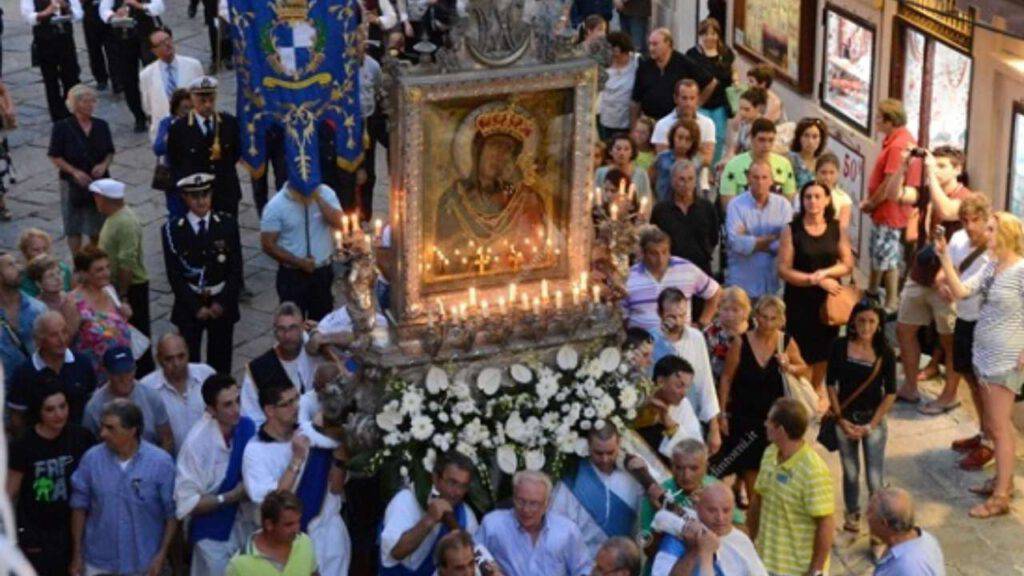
[935,211,1024,519]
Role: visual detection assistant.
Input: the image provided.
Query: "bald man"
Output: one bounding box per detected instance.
[651,482,766,576]
[7,310,97,431]
[141,333,217,452]
[868,488,945,573]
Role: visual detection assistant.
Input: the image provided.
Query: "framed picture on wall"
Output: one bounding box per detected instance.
[825,135,866,256]
[820,5,876,133]
[732,0,816,93]
[1008,101,1024,218]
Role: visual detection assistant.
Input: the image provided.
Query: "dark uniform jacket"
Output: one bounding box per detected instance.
[161,211,242,326]
[167,111,243,213]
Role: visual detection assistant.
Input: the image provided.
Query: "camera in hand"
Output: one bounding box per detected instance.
[909,147,928,158]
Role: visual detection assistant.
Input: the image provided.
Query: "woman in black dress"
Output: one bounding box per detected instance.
[6,377,95,576]
[778,181,853,412]
[712,295,810,502]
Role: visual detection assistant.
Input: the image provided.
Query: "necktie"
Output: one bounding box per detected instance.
[197,218,208,241]
[203,118,212,136]
[165,62,177,99]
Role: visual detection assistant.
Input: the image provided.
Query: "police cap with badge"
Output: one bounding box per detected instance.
[189,76,219,94]
[177,173,215,196]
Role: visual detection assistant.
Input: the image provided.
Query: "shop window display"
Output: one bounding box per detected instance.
[821,6,876,132]
[1009,103,1024,218]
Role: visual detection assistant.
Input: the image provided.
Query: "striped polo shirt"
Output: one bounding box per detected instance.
[754,443,834,576]
[623,256,720,332]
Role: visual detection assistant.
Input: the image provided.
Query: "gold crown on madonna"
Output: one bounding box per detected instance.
[475,109,534,142]
[274,0,309,20]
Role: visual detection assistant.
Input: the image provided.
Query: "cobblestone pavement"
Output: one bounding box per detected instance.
[1,2,1022,573]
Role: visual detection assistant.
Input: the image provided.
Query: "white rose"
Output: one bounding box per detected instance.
[599,347,622,373]
[375,406,403,432]
[619,386,639,410]
[511,364,533,384]
[505,413,529,443]
[438,412,450,423]
[422,448,437,472]
[409,415,435,441]
[536,376,558,400]
[497,444,519,475]
[432,433,452,451]
[595,395,616,418]
[400,391,424,416]
[524,449,546,471]
[584,407,596,419]
[556,345,580,371]
[574,437,590,457]
[580,419,592,431]
[594,419,606,430]
[477,368,503,396]
[425,366,449,395]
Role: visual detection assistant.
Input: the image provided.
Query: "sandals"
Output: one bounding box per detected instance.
[917,400,961,415]
[969,478,996,497]
[969,495,1011,519]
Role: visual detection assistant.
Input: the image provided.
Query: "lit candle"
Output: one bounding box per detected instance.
[532,297,541,316]
[571,284,581,306]
[374,218,383,239]
[555,290,563,310]
[459,303,468,321]
[628,183,636,202]
[436,298,446,320]
[520,293,529,312]
[595,186,603,206]
[640,196,649,217]
[334,230,343,252]
[609,203,619,221]
[509,282,517,303]
[364,234,372,253]
[592,284,601,304]
[580,271,589,288]
[341,214,351,236]
[450,305,459,320]
[541,279,550,302]
[469,287,477,308]
[498,297,507,316]
[618,178,626,197]
[481,300,490,318]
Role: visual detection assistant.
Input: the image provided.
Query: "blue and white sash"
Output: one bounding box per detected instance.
[379,502,468,576]
[295,447,334,531]
[570,461,636,539]
[189,417,256,544]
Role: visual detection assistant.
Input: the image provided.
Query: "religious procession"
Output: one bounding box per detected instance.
[0,0,1022,574]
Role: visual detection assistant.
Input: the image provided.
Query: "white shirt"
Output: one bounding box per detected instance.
[140,55,204,142]
[317,306,390,349]
[380,487,479,570]
[187,212,212,235]
[659,398,703,458]
[141,363,216,453]
[98,0,164,22]
[599,56,639,130]
[21,0,83,25]
[655,326,721,422]
[241,345,319,425]
[651,527,767,576]
[651,109,716,148]
[175,413,239,519]
[359,55,382,119]
[299,389,320,424]
[548,465,643,559]
[948,229,991,322]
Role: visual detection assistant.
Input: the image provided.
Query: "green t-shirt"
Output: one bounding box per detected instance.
[719,152,797,199]
[98,206,148,285]
[226,532,318,576]
[754,443,834,576]
[638,475,746,536]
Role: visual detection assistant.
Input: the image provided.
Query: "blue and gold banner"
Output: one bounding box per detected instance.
[228,0,363,196]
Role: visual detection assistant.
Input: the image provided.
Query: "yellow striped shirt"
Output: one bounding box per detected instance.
[755,443,834,576]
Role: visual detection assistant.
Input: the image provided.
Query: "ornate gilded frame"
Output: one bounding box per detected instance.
[388,59,598,326]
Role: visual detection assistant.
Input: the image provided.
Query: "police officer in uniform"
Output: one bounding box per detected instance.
[99,0,164,132]
[162,173,242,374]
[21,0,82,121]
[167,76,243,216]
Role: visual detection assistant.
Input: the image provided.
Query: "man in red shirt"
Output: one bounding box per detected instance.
[893,147,972,410]
[860,99,920,313]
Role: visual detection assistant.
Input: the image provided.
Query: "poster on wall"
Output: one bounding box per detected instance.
[1008,102,1024,218]
[732,0,816,93]
[825,136,866,255]
[821,6,875,133]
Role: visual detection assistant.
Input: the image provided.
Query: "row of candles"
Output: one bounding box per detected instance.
[589,180,650,221]
[333,214,385,252]
[429,272,602,323]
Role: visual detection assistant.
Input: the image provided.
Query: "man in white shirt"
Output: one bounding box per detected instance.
[242,382,350,576]
[174,374,257,576]
[241,302,319,425]
[139,28,203,143]
[380,451,480,575]
[21,0,83,121]
[651,288,721,455]
[141,333,215,452]
[549,423,645,559]
[650,482,766,576]
[650,79,716,166]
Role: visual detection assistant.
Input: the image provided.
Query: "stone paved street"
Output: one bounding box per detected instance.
[1,2,1023,573]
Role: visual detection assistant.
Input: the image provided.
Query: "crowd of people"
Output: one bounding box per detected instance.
[1,0,1022,575]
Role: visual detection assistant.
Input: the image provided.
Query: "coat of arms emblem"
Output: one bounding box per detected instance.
[263,0,326,79]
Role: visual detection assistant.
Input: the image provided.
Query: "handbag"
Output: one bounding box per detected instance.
[817,355,883,451]
[151,163,173,191]
[103,286,151,360]
[820,285,862,327]
[777,336,820,422]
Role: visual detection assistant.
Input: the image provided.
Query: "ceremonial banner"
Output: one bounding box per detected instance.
[229,0,363,196]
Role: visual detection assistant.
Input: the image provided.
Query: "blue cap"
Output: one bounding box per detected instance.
[102,346,135,374]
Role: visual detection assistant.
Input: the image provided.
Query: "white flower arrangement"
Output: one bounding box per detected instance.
[369,344,653,507]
